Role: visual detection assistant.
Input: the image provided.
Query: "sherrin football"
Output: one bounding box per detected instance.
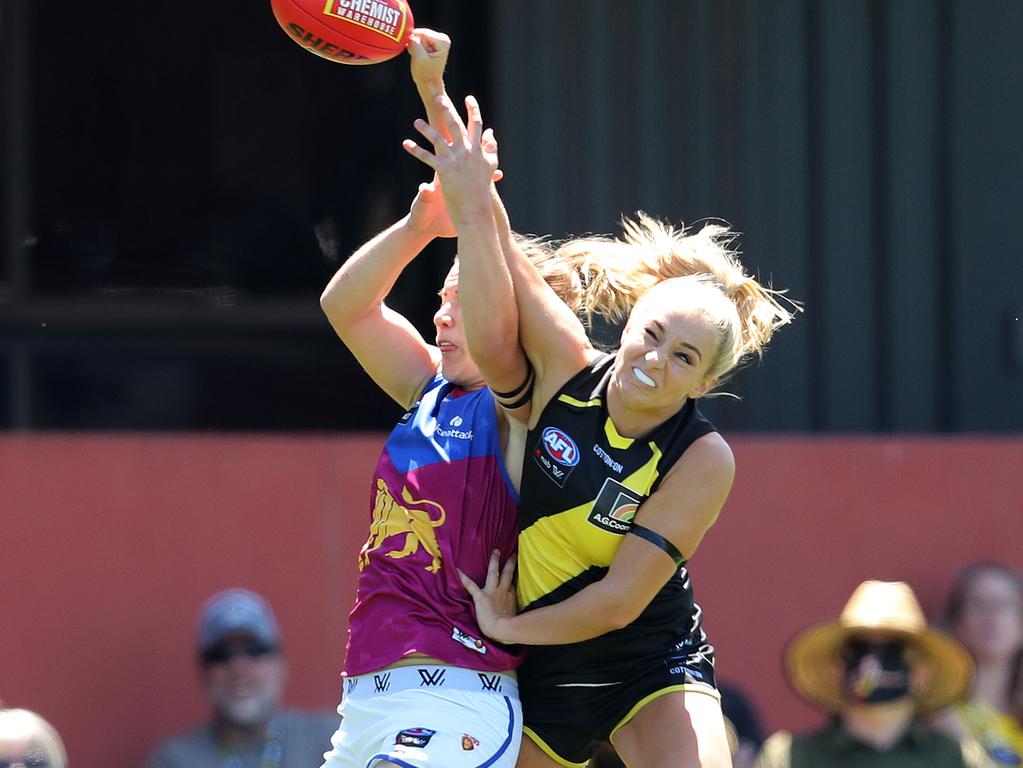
[270,0,414,64]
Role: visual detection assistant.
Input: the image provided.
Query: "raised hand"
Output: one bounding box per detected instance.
[458,550,519,644]
[408,28,453,142]
[407,174,457,239]
[408,28,450,94]
[402,94,499,226]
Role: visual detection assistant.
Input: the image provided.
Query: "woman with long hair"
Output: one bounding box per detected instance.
[404,92,795,768]
[937,562,1023,766]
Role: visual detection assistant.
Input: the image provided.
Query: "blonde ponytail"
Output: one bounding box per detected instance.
[522,212,799,383]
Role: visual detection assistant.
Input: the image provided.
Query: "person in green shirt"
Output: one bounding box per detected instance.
[757,580,994,768]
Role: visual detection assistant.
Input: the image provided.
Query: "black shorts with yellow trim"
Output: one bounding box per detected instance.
[520,642,718,768]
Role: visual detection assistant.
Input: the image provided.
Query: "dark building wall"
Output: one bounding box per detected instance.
[492,0,1023,432]
[1,0,1020,431]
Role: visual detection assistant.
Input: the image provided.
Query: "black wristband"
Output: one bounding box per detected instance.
[498,381,535,410]
[491,358,534,400]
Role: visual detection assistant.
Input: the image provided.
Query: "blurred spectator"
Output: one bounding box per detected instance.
[756,580,991,768]
[0,708,67,768]
[720,681,766,768]
[934,563,1023,765]
[144,588,337,768]
[586,681,764,768]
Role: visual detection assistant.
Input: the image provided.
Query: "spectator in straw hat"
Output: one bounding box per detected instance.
[756,580,993,768]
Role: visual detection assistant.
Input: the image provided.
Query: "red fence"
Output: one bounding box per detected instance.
[1,434,1020,766]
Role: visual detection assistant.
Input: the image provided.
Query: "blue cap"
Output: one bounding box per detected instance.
[197,588,281,652]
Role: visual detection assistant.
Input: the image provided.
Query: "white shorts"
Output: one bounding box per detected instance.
[321,665,522,768]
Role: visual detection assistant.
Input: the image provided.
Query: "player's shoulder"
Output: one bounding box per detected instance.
[663,431,734,488]
[689,431,734,471]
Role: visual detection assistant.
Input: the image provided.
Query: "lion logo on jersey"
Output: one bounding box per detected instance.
[359,479,446,573]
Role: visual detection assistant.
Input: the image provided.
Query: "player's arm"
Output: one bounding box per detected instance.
[320,181,453,408]
[409,35,527,413]
[404,95,534,417]
[406,93,593,418]
[461,433,735,645]
[409,29,454,141]
[488,184,595,419]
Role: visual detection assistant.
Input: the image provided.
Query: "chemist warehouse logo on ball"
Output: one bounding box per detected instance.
[533,427,580,487]
[323,0,409,42]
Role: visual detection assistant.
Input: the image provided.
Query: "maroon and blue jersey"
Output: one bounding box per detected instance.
[343,375,524,676]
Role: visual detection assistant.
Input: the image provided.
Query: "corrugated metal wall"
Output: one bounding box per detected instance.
[492,0,1023,432]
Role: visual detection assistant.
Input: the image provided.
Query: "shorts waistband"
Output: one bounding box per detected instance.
[342,665,518,700]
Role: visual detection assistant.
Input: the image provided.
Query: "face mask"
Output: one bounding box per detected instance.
[842,639,912,705]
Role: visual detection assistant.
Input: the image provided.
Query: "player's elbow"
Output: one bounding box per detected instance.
[319,285,341,317]
[465,322,519,367]
[600,592,643,632]
[320,282,362,330]
[602,609,637,633]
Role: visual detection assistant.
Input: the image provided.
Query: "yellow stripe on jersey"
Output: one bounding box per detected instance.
[603,415,634,449]
[627,441,663,495]
[517,501,597,607]
[517,441,666,607]
[557,394,602,408]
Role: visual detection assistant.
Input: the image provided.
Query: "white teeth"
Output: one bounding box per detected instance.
[633,368,656,388]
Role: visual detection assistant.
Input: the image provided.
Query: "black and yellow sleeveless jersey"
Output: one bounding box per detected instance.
[517,352,716,681]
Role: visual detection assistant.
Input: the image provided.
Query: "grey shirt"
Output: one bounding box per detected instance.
[144,709,338,768]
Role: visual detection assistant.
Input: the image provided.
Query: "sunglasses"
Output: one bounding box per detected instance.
[200,640,276,666]
[841,637,909,664]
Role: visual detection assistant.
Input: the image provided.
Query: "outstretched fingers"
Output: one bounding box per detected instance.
[411,117,446,149]
[498,553,516,592]
[457,568,482,598]
[464,94,484,147]
[401,138,439,171]
[485,549,502,588]
[433,93,470,146]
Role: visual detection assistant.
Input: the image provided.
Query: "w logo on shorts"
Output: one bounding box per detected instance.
[418,668,446,687]
[477,673,503,692]
[373,672,391,692]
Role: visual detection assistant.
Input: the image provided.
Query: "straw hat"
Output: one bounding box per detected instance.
[784,580,973,715]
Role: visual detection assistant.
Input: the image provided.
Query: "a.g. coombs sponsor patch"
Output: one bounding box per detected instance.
[587,478,642,533]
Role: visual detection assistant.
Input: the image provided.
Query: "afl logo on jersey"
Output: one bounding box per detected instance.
[533,427,580,487]
[541,427,580,466]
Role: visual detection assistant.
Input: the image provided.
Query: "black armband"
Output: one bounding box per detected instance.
[491,359,535,409]
[628,523,686,567]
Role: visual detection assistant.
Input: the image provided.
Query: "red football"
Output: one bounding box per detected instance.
[270,0,414,65]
